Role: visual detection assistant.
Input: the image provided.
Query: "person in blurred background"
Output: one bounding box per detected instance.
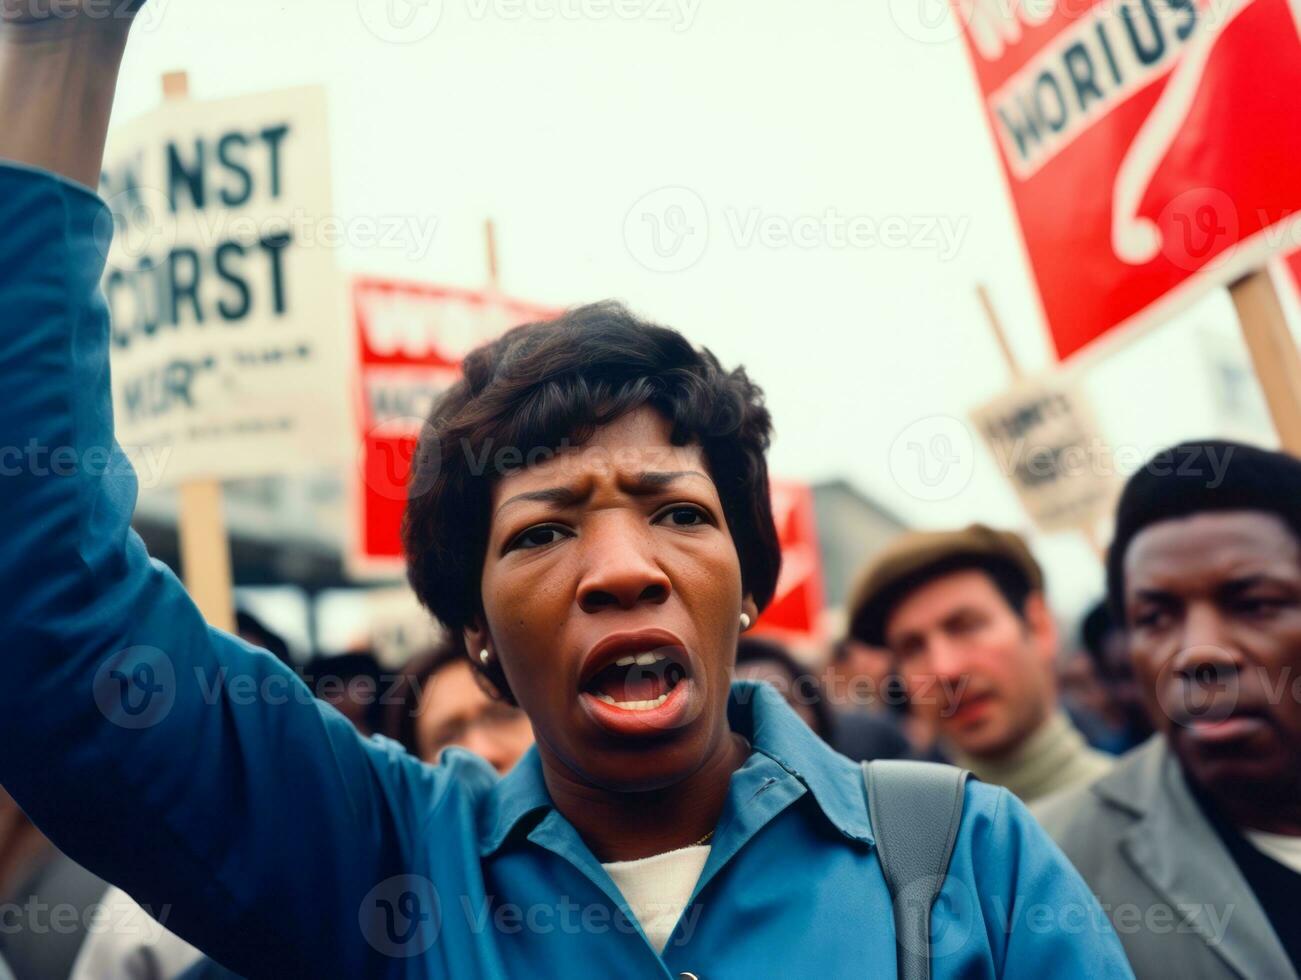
[1078,598,1154,752]
[733,636,911,762]
[390,641,534,773]
[823,635,895,712]
[1037,441,1301,980]
[826,636,945,761]
[301,650,384,737]
[234,610,292,668]
[1057,644,1126,753]
[848,525,1112,802]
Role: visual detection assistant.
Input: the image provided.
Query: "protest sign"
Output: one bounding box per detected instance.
[100,85,348,487]
[971,373,1120,533]
[1287,249,1301,299]
[751,480,826,645]
[954,0,1301,359]
[351,277,559,576]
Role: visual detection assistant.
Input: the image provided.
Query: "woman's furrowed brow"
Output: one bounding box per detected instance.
[495,485,588,517]
[625,470,711,494]
[494,470,710,517]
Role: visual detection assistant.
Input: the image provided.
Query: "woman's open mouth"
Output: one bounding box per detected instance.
[583,650,689,710]
[577,630,698,737]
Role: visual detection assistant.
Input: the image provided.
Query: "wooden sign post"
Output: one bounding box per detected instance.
[484,218,500,290]
[976,284,1108,559]
[976,284,1022,384]
[163,70,236,633]
[1229,267,1301,456]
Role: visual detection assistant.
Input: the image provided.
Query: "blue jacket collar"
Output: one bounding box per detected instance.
[478,679,873,856]
[728,680,874,845]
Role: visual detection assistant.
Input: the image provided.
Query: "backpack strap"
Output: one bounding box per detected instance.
[862,760,970,980]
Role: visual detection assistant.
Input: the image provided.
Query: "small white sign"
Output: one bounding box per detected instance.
[971,374,1120,534]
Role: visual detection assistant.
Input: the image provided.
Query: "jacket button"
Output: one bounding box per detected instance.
[679,974,700,980]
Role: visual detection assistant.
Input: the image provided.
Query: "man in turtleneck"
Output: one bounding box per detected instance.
[847,524,1112,803]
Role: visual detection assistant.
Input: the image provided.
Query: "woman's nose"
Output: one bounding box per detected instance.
[576,517,671,613]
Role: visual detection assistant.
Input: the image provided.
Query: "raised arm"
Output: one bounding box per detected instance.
[0,0,139,187]
[0,9,471,977]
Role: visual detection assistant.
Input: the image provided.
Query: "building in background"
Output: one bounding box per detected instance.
[811,479,909,629]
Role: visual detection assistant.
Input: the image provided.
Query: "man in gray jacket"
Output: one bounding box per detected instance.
[1037,440,1301,980]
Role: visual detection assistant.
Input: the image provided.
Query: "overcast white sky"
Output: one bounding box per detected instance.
[109,0,1291,624]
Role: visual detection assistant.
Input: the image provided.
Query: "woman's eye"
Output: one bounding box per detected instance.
[656,506,708,528]
[507,525,567,552]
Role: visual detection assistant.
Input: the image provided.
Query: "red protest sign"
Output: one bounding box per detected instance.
[351,277,559,576]
[954,0,1301,359]
[751,480,826,645]
[1287,249,1301,296]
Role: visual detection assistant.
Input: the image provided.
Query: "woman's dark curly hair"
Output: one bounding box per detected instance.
[403,301,781,698]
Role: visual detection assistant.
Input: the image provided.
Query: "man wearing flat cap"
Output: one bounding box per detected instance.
[847,524,1112,802]
[1036,441,1301,979]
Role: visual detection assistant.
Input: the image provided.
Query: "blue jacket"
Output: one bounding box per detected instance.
[0,162,1134,979]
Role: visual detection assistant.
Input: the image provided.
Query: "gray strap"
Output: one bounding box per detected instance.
[863,760,969,980]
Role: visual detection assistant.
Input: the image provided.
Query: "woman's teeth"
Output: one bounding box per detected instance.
[613,652,667,667]
[594,691,670,711]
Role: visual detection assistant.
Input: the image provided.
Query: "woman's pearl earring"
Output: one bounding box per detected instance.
[739,613,752,630]
[479,649,491,665]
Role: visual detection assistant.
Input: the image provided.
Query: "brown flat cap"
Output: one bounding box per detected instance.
[846,524,1044,646]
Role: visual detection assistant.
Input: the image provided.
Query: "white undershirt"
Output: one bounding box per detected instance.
[1243,829,1301,873]
[602,844,711,954]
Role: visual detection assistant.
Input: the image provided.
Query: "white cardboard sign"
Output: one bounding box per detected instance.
[971,374,1120,534]
[100,86,348,486]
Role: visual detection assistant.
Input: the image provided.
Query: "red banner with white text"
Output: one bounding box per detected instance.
[351,278,559,576]
[954,0,1301,358]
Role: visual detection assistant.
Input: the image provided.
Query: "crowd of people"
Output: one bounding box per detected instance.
[7,439,1299,978]
[1,3,1299,979]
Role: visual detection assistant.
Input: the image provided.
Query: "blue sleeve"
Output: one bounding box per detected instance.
[939,782,1134,978]
[0,162,468,978]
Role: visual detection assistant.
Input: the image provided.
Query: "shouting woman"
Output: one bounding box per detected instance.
[0,5,1131,977]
